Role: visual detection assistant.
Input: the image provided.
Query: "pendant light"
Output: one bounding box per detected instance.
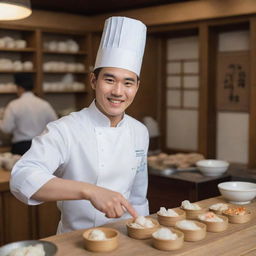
[0,0,32,20]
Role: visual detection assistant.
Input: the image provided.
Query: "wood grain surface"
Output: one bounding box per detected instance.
[44,197,256,256]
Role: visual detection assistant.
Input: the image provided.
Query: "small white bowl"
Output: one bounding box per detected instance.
[196,159,229,177]
[218,181,256,204]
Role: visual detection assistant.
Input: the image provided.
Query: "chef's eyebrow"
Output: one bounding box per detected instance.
[103,73,136,82]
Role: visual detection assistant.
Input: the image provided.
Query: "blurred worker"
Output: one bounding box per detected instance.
[0,73,58,155]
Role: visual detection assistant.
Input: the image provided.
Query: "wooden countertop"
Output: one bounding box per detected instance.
[44,197,256,256]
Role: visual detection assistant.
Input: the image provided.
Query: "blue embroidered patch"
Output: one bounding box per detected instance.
[135,149,146,172]
[135,149,144,157]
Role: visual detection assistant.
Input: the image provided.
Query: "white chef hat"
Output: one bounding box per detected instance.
[94,16,147,77]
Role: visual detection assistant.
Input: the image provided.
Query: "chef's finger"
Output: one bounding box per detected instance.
[105,208,116,218]
[114,204,125,218]
[121,200,137,218]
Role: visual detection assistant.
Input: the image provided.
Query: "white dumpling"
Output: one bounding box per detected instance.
[181,200,201,210]
[8,244,45,256]
[88,229,107,240]
[129,216,154,228]
[176,220,201,230]
[158,207,179,217]
[153,227,177,240]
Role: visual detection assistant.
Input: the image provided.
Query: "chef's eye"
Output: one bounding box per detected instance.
[105,78,115,83]
[125,81,134,87]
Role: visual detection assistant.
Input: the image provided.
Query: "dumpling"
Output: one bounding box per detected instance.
[198,212,223,222]
[176,220,201,230]
[209,203,228,212]
[88,229,107,240]
[152,227,177,240]
[129,216,154,229]
[8,244,45,256]
[181,200,201,210]
[157,207,179,217]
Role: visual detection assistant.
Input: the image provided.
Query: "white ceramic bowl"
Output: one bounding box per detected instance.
[218,181,256,204]
[196,159,229,176]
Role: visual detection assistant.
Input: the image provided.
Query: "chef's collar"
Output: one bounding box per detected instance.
[21,91,34,97]
[88,100,127,127]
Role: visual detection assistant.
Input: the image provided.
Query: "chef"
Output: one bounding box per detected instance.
[0,73,57,155]
[10,16,149,233]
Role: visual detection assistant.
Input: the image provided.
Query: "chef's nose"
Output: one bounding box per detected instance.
[112,82,123,96]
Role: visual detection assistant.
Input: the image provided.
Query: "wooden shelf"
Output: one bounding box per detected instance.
[44,90,87,94]
[42,50,87,55]
[0,70,36,73]
[43,71,87,74]
[0,91,16,94]
[0,26,92,113]
[0,47,36,52]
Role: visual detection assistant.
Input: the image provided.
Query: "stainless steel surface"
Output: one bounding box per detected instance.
[0,240,57,256]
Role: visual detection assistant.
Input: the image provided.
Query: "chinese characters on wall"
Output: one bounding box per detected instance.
[217,52,249,112]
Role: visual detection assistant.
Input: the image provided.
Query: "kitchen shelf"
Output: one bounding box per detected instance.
[44,90,87,94]
[0,70,36,73]
[42,50,88,55]
[0,47,36,52]
[0,26,92,114]
[43,71,87,74]
[0,91,16,94]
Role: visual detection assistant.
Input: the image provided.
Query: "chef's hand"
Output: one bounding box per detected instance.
[87,185,138,219]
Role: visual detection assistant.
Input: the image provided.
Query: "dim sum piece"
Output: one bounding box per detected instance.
[209,203,229,212]
[152,227,178,240]
[88,229,107,240]
[176,220,201,230]
[9,244,45,256]
[181,200,201,210]
[157,207,179,217]
[129,216,155,229]
[223,207,246,216]
[198,212,224,222]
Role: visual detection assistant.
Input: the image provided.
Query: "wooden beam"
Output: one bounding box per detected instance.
[248,17,256,167]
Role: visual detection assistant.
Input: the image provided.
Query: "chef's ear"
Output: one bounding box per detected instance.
[90,73,96,90]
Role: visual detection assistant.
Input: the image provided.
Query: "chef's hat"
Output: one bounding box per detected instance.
[94,16,147,77]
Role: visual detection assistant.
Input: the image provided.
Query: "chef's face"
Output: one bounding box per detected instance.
[90,67,140,127]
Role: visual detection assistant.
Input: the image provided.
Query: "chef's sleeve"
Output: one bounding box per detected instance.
[10,121,69,205]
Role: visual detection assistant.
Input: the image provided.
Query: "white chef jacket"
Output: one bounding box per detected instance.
[0,92,57,143]
[10,101,149,233]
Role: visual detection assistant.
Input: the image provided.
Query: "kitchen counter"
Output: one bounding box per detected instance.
[147,167,231,212]
[0,169,60,245]
[43,196,256,256]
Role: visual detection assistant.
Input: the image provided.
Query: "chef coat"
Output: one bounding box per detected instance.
[10,100,149,233]
[0,92,57,143]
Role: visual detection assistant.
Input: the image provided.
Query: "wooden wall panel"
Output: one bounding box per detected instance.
[249,18,256,167]
[198,24,209,156]
[0,194,4,245]
[126,35,160,121]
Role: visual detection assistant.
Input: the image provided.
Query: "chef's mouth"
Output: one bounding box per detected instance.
[108,98,125,104]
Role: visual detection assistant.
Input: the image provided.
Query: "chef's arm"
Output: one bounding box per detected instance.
[32,177,138,219]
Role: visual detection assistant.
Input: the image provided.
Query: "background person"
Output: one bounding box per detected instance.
[0,73,58,155]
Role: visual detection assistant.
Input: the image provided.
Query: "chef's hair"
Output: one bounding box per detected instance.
[14,73,34,91]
